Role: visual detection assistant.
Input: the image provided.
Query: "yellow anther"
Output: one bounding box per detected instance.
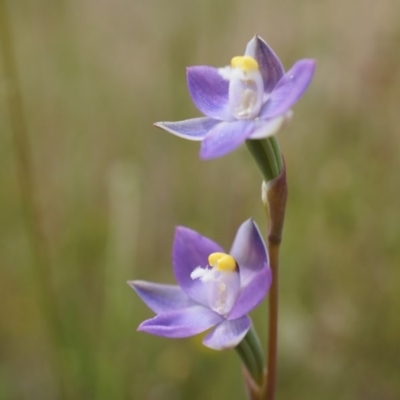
[208,252,226,266]
[208,252,237,272]
[231,56,259,72]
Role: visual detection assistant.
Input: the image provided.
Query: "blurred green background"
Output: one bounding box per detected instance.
[1,0,400,399]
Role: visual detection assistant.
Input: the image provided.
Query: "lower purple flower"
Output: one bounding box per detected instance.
[129,219,271,350]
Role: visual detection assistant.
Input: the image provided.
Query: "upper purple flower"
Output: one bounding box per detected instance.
[129,219,270,350]
[154,35,316,159]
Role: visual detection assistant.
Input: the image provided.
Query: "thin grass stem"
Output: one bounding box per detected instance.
[0,1,67,397]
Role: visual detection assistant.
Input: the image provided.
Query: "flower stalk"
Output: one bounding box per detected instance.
[246,137,283,182]
[263,167,287,400]
[246,138,287,400]
[235,325,265,388]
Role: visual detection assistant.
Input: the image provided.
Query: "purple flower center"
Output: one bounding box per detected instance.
[190,252,241,317]
[218,56,264,120]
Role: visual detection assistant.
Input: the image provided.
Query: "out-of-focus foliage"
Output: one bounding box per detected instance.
[1,0,400,399]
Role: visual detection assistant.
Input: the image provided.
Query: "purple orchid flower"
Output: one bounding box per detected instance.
[154,35,316,159]
[129,219,270,350]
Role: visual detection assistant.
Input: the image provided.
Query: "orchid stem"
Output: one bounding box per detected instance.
[246,136,282,182]
[264,237,280,400]
[246,137,287,400]
[235,324,265,387]
[0,1,67,397]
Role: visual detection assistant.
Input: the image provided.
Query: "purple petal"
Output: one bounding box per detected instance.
[203,315,251,350]
[128,280,196,314]
[154,117,220,141]
[200,120,254,159]
[229,219,269,282]
[228,266,271,320]
[173,226,224,306]
[249,112,293,139]
[259,59,316,120]
[187,66,233,121]
[138,305,223,338]
[245,35,285,93]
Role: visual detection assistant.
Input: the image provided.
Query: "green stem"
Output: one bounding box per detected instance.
[269,136,283,174]
[245,137,282,182]
[0,1,67,397]
[235,325,265,386]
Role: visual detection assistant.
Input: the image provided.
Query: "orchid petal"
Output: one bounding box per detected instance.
[203,315,251,350]
[229,219,269,283]
[249,111,293,139]
[227,220,270,319]
[228,266,271,320]
[128,281,196,314]
[154,117,220,141]
[200,120,254,160]
[187,66,233,121]
[260,59,316,120]
[138,305,223,338]
[173,227,224,306]
[245,35,285,94]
